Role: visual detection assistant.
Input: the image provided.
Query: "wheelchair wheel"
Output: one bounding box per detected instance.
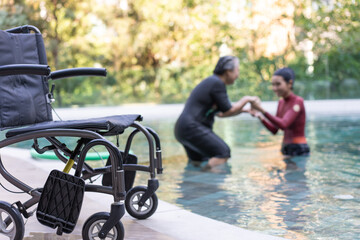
[82,212,124,240]
[125,186,158,219]
[0,201,24,240]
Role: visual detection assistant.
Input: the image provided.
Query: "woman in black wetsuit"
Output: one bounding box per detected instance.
[175,56,256,169]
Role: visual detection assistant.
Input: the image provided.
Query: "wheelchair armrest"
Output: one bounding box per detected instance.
[49,68,107,80]
[0,64,51,76]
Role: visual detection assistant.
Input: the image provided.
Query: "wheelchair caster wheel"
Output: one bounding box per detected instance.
[82,212,124,240]
[0,201,24,240]
[125,186,158,219]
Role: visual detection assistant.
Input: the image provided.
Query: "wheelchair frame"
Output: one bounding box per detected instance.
[0,25,163,240]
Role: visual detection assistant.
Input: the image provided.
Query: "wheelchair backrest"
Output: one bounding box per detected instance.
[0,26,52,130]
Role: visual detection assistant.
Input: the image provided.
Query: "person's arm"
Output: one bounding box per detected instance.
[218,96,256,117]
[211,80,257,118]
[250,109,279,134]
[254,101,301,130]
[263,111,299,130]
[260,117,279,134]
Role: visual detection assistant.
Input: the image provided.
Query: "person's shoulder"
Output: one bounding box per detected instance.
[292,94,305,112]
[199,75,215,84]
[192,75,221,94]
[294,94,304,103]
[200,75,224,88]
[211,75,226,86]
[204,75,222,83]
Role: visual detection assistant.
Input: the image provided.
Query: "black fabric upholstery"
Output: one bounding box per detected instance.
[5,115,142,138]
[0,29,52,129]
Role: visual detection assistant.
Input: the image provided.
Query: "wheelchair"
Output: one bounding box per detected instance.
[0,25,163,240]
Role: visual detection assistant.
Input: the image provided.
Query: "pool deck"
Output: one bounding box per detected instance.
[0,147,286,240]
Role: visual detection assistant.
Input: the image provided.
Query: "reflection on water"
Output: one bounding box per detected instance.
[259,156,310,239]
[133,114,360,240]
[176,163,233,218]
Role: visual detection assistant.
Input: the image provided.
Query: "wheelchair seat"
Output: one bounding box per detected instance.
[6,114,142,138]
[0,26,164,239]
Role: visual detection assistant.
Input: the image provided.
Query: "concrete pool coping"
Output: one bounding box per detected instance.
[0,147,286,240]
[52,99,360,121]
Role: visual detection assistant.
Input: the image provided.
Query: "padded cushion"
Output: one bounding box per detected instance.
[5,114,142,138]
[0,29,52,129]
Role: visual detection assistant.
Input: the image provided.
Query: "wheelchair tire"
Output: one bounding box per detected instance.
[82,212,124,240]
[125,186,158,219]
[0,201,24,240]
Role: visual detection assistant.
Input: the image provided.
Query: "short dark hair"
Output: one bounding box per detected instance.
[213,56,239,75]
[273,67,295,88]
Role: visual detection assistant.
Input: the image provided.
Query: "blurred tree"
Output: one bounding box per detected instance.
[0,0,28,28]
[293,0,360,99]
[1,0,359,105]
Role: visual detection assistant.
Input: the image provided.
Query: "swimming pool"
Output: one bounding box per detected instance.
[2,104,359,239]
[129,114,360,240]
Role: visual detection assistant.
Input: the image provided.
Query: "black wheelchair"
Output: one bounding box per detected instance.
[0,25,163,240]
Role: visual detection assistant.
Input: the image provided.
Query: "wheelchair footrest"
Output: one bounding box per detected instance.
[36,170,85,235]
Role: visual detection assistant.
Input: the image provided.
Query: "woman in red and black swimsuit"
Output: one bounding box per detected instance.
[251,67,310,157]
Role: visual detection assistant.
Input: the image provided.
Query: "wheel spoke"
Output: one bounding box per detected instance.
[131,203,139,210]
[133,200,151,212]
[0,203,25,240]
[127,188,157,218]
[132,193,146,212]
[95,223,103,232]
[87,217,119,240]
[107,232,115,238]
[4,228,15,238]
[0,222,6,232]
[0,213,5,231]
[0,216,13,234]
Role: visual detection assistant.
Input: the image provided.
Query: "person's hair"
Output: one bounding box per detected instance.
[273,67,295,89]
[213,56,239,75]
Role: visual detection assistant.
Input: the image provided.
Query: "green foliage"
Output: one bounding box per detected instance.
[0,2,28,28]
[1,0,360,106]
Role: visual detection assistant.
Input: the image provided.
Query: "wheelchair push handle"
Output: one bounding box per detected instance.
[6,25,41,34]
[49,68,107,80]
[0,64,51,76]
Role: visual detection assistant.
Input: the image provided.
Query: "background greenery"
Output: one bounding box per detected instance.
[1,0,359,106]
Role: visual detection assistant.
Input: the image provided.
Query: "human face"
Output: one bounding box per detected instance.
[271,75,292,98]
[224,64,239,85]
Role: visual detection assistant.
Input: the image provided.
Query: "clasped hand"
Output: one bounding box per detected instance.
[247,96,264,119]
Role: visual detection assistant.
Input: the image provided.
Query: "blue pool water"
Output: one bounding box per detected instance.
[130,114,360,240]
